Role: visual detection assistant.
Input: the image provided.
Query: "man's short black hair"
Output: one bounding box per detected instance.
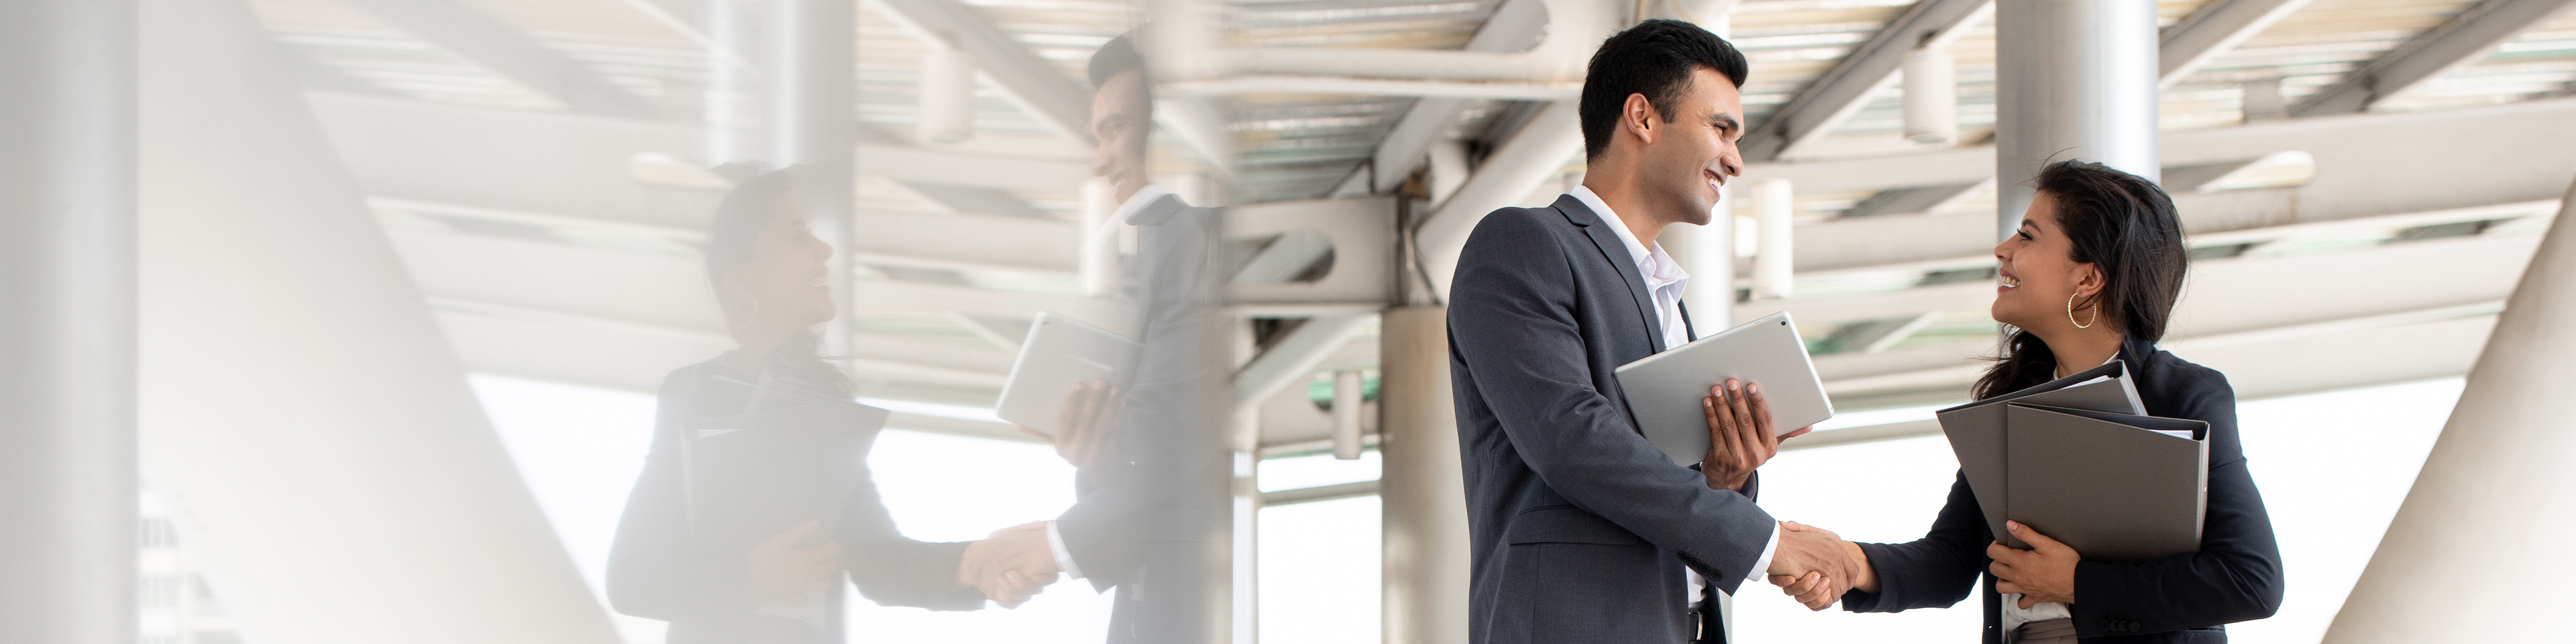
[1089,33,1148,88]
[1579,19,1750,160]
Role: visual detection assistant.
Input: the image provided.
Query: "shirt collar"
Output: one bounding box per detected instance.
[1570,185,1689,290]
[1114,184,1175,225]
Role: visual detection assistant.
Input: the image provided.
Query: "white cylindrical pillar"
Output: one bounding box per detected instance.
[135,0,621,641]
[2319,181,2576,643]
[1680,184,1737,331]
[1332,370,1366,460]
[764,0,857,357]
[1902,44,1960,145]
[917,35,976,146]
[0,0,137,641]
[1382,307,1470,644]
[1748,178,1794,301]
[1993,0,2160,241]
[702,0,759,167]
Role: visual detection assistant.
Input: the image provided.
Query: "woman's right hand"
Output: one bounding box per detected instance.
[1774,521,1878,602]
[746,520,841,602]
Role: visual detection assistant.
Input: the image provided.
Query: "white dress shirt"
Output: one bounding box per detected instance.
[1998,354,2116,637]
[1572,186,1779,605]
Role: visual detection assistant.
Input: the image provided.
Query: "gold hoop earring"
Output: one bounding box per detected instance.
[2065,292,2098,329]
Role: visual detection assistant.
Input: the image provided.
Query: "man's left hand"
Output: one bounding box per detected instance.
[1988,521,2079,608]
[1701,379,1811,491]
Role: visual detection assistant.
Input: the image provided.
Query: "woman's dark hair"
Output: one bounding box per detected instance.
[1973,160,2188,400]
[1578,19,1749,161]
[704,168,852,398]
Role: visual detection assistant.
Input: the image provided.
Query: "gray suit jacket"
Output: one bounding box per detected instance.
[1448,195,1777,644]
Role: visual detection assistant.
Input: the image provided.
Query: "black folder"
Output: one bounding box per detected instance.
[679,400,890,551]
[2003,404,2208,562]
[1934,360,2146,545]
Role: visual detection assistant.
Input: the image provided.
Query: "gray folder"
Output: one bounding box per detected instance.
[1933,360,2146,545]
[680,401,889,550]
[2003,404,2208,562]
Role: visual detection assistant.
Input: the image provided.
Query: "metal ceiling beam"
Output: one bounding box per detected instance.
[1233,313,1376,415]
[2288,0,2576,117]
[342,0,659,119]
[303,93,1087,227]
[1747,97,2576,269]
[867,0,1095,144]
[1758,221,2546,331]
[1737,0,1992,162]
[2157,0,2317,89]
[1364,0,1549,192]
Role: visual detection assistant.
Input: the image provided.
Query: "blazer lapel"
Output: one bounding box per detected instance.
[1555,195,1668,353]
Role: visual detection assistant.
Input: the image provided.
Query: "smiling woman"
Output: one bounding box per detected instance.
[1799,160,2286,644]
[604,169,1012,644]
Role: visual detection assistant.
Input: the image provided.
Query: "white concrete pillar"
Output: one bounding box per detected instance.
[1748,178,1794,301]
[1993,0,2160,241]
[917,34,976,146]
[135,0,621,641]
[763,0,857,357]
[1382,306,1471,644]
[1332,370,1367,460]
[1674,191,1737,331]
[2319,181,2576,643]
[0,0,136,641]
[702,0,759,168]
[1902,44,1960,145]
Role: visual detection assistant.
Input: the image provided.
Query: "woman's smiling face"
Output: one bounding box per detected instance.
[727,197,837,334]
[1992,192,2103,331]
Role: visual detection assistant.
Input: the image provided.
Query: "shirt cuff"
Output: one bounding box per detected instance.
[1044,521,1086,580]
[1743,523,1780,583]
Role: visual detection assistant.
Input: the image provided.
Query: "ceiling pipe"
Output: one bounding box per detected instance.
[1209,0,1621,85]
[1413,100,1584,299]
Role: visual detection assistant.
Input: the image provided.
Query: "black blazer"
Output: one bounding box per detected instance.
[1840,336,2285,643]
[1448,195,1775,644]
[606,362,983,644]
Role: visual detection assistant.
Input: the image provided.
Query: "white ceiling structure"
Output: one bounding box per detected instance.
[244,0,2576,451]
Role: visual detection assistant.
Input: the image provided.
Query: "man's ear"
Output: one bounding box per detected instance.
[1623,93,1660,146]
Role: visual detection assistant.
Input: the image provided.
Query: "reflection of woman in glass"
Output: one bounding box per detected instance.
[606,170,1017,643]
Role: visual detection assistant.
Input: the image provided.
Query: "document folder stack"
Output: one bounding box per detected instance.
[680,400,890,550]
[1935,361,2210,561]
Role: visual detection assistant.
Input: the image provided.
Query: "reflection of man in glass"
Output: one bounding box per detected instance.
[957,32,1233,643]
[605,169,1035,643]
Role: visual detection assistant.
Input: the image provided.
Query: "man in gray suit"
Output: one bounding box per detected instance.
[1447,19,1854,644]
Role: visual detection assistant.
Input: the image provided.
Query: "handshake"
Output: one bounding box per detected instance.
[1759,521,1875,611]
[955,521,1066,607]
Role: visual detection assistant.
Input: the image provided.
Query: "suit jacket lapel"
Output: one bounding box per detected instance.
[1555,195,1668,353]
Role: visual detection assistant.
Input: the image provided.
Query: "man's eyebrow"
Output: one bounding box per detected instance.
[1711,113,1741,133]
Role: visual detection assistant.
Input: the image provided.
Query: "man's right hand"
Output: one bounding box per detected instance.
[1763,521,1855,610]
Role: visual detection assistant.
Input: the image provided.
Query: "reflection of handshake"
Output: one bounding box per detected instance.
[1759,521,1876,611]
[955,521,1067,608]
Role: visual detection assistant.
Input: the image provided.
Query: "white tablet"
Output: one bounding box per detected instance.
[1612,311,1835,466]
[995,312,1141,437]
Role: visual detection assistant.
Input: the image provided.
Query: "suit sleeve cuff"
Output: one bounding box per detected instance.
[1743,523,1779,582]
[1046,521,1086,580]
